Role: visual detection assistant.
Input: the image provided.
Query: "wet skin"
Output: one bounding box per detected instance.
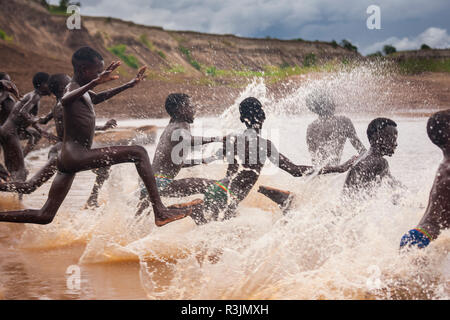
[0,75,116,208]
[0,86,51,182]
[415,110,450,241]
[307,114,366,167]
[155,122,316,223]
[342,125,400,197]
[135,98,223,216]
[0,59,191,226]
[0,78,20,125]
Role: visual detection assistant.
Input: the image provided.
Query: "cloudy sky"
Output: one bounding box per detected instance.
[51,0,450,55]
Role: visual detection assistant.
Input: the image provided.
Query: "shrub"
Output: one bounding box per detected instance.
[157,51,166,59]
[108,44,139,69]
[0,29,13,42]
[340,39,358,52]
[303,53,316,67]
[383,44,397,55]
[206,66,217,76]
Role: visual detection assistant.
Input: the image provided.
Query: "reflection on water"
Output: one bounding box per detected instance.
[0,70,448,300]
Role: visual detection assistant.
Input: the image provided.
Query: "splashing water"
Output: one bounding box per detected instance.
[1,63,448,300]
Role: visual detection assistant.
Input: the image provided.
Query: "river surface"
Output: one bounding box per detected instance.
[0,113,448,300]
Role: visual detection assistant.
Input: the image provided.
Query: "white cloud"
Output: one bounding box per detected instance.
[362,27,450,55]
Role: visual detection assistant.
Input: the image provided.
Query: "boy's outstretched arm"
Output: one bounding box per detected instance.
[38,110,54,124]
[277,153,314,177]
[346,119,367,154]
[182,148,224,168]
[89,66,147,105]
[61,61,121,107]
[267,141,313,177]
[318,155,359,174]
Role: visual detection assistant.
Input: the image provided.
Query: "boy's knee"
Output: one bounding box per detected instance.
[130,145,148,160]
[38,212,56,225]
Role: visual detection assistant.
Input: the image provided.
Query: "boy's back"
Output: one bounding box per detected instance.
[307,115,363,166]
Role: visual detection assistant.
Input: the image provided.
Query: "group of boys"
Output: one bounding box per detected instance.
[0,46,447,251]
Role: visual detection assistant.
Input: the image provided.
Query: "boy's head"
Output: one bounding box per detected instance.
[305,90,336,117]
[0,72,11,81]
[49,74,71,99]
[165,93,194,123]
[72,46,104,85]
[239,97,266,129]
[367,117,398,156]
[32,72,51,95]
[427,109,450,152]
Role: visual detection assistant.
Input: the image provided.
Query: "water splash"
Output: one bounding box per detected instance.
[4,61,448,299]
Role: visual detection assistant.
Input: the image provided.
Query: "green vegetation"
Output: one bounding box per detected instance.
[206,66,217,76]
[203,61,339,83]
[330,40,338,49]
[421,44,431,50]
[167,65,186,74]
[139,35,166,59]
[139,34,155,51]
[0,29,13,42]
[108,44,139,69]
[367,51,383,58]
[303,53,316,67]
[397,58,450,74]
[383,45,397,55]
[157,51,166,59]
[340,39,358,52]
[45,0,81,15]
[179,46,201,70]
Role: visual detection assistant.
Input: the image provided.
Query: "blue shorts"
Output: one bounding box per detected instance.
[400,228,432,249]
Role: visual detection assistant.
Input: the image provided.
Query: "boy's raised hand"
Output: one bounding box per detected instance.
[104,119,117,130]
[94,61,121,85]
[129,66,147,87]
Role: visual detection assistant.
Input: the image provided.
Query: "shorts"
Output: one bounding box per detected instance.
[139,174,174,197]
[203,179,236,209]
[400,228,432,249]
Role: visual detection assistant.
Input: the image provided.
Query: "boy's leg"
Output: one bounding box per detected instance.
[0,172,75,224]
[61,145,191,226]
[135,178,215,217]
[85,166,111,208]
[22,128,42,156]
[258,186,293,213]
[160,178,216,197]
[0,157,57,194]
[2,134,28,182]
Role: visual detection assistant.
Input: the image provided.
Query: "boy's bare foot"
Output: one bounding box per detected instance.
[154,199,203,227]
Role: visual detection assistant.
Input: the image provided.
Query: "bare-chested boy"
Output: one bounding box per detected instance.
[135,93,222,216]
[305,89,366,167]
[0,46,192,226]
[258,117,400,211]
[0,74,116,208]
[400,110,449,249]
[342,117,402,198]
[0,72,20,125]
[0,72,51,182]
[148,97,317,224]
